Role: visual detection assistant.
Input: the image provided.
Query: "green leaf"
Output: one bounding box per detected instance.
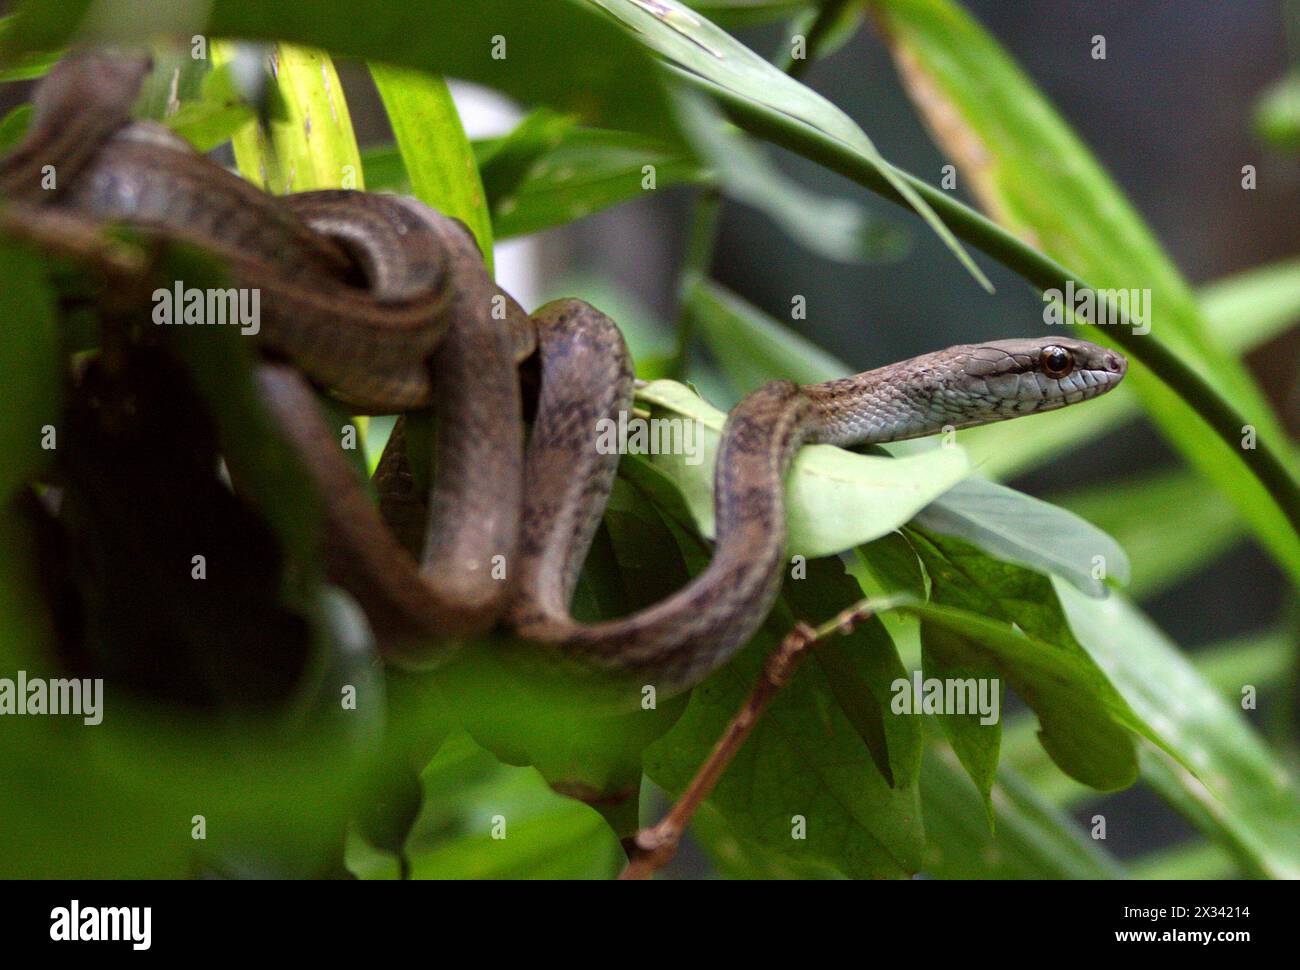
[370,62,493,267]
[394,97,905,261]
[0,14,59,80]
[865,0,1300,589]
[903,531,1144,792]
[918,623,1002,817]
[789,556,923,789]
[1,0,683,144]
[644,574,925,879]
[1054,579,1300,879]
[0,103,32,153]
[915,477,1130,598]
[635,378,971,558]
[476,109,579,214]
[686,802,847,878]
[213,43,361,193]
[590,0,992,289]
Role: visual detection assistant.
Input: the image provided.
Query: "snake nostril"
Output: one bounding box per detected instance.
[1104,353,1123,373]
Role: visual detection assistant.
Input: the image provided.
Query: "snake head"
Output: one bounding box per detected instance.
[956,337,1127,414]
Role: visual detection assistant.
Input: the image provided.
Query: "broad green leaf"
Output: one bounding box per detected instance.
[919,623,1003,816]
[788,556,923,790]
[635,378,971,558]
[214,43,361,193]
[1,0,683,144]
[475,109,579,214]
[687,802,847,878]
[1054,579,1300,880]
[371,62,493,267]
[866,0,1300,589]
[915,477,1130,597]
[903,531,1146,791]
[644,572,925,879]
[1002,625,1295,814]
[589,0,992,290]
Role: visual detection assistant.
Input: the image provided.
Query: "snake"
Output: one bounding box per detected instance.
[1,49,1127,700]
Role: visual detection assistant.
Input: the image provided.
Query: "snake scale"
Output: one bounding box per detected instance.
[1,49,1127,699]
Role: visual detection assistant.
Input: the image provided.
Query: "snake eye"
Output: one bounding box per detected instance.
[1041,345,1074,379]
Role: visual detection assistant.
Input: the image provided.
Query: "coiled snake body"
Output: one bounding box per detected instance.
[2,51,1127,699]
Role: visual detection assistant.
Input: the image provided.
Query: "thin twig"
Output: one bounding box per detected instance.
[619,597,877,880]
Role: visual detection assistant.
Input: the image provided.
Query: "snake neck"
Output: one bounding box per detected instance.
[801,361,949,446]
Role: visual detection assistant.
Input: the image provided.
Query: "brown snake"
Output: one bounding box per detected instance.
[2,50,1127,701]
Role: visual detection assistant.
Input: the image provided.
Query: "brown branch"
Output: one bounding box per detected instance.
[619,598,878,880]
